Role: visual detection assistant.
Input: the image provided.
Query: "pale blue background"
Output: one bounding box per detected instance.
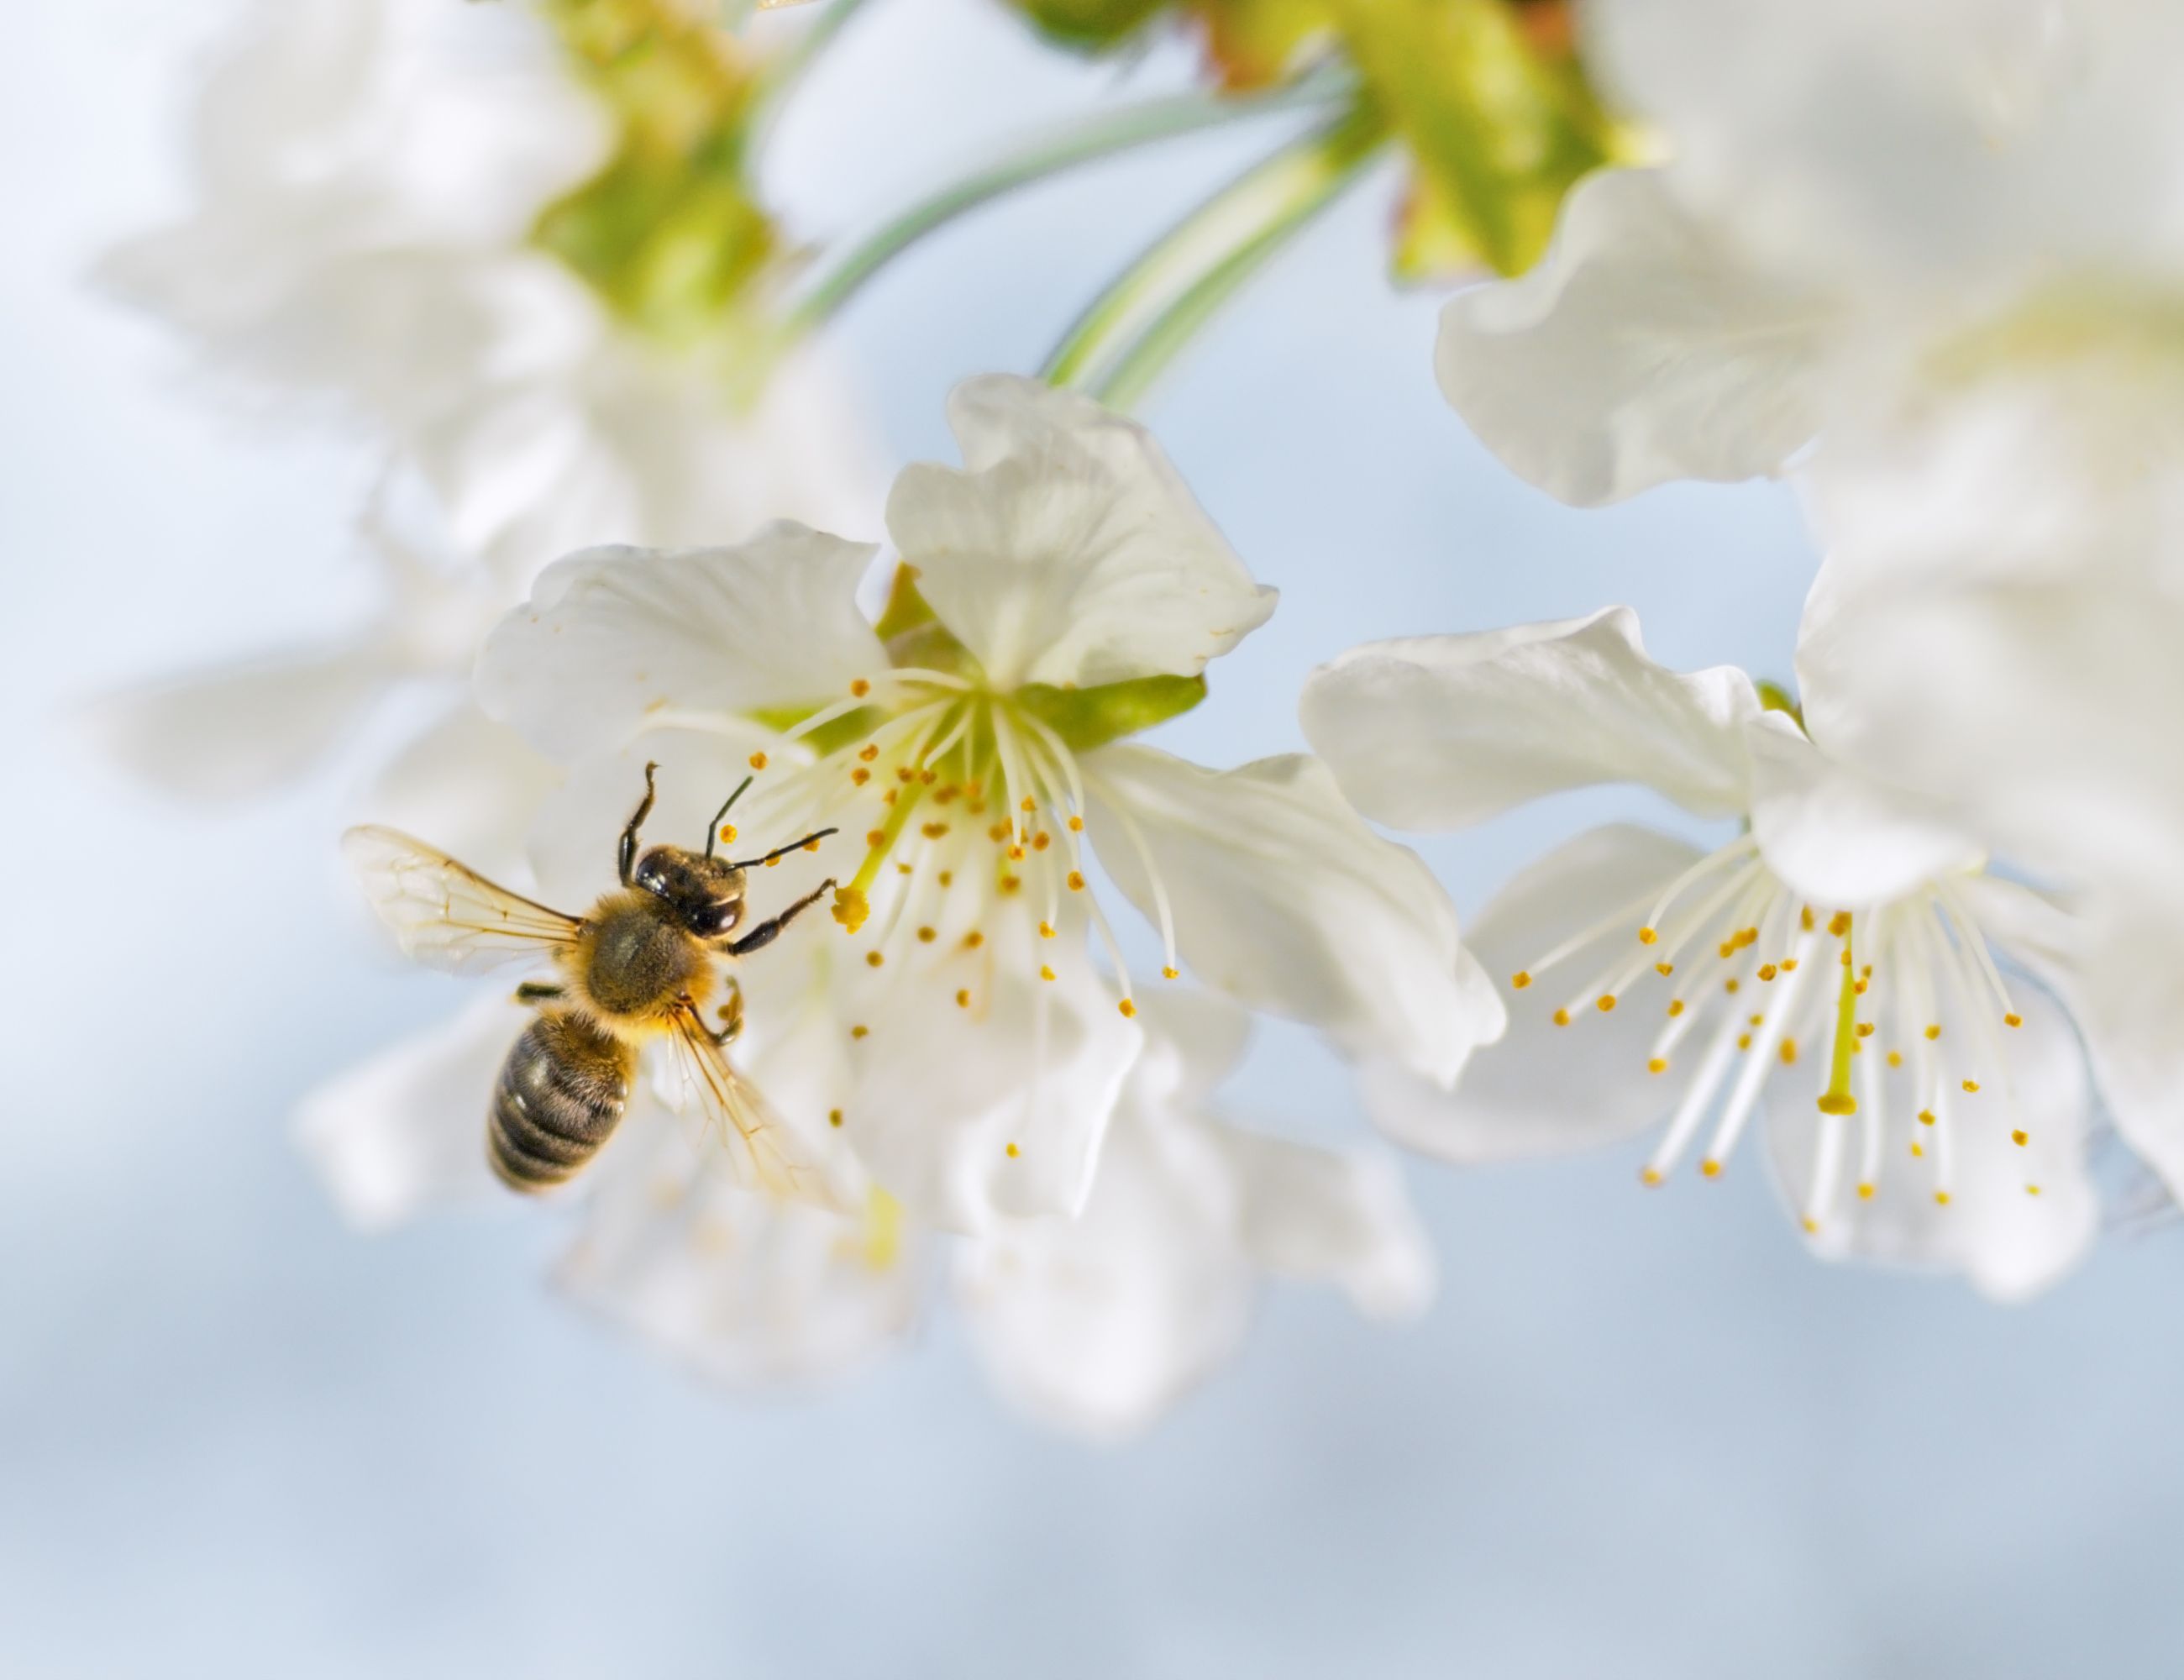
[6,3,2181,1675]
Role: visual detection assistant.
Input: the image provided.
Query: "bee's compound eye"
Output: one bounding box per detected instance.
[697,898,743,937]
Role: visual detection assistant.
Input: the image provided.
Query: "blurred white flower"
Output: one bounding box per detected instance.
[92,0,884,858]
[1434,0,2184,506]
[302,974,1430,1431]
[478,375,1501,1231]
[1301,606,2112,1299]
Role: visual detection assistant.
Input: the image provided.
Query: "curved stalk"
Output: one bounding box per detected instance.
[1041,103,1389,402]
[783,71,1356,333]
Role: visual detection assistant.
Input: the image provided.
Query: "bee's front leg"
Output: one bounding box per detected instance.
[514,981,565,1005]
[726,878,837,958]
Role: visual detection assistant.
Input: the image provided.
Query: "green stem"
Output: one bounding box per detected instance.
[1042,103,1389,402]
[782,71,1356,334]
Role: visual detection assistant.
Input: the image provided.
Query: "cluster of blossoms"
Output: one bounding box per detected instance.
[98,0,2184,1430]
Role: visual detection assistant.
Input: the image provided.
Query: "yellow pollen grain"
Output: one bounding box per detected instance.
[1032,832,1052,852]
[2013,1129,2029,1146]
[1758,964,1777,982]
[865,951,885,969]
[718,823,738,846]
[1162,966,1179,979]
[988,823,1010,843]
[765,857,781,868]
[1067,871,1086,891]
[1778,1038,1798,1066]
[828,1109,843,1128]
[850,678,871,698]
[1886,1049,1904,1068]
[1853,979,1869,995]
[1719,941,1736,960]
[955,990,971,1009]
[1038,921,1056,939]
[938,870,954,888]
[1638,927,1658,946]
[1828,911,1851,937]
[1781,958,1799,973]
[1737,1034,1753,1051]
[1819,1092,1859,1115]
[916,926,937,943]
[1000,875,1022,894]
[1856,1021,1875,1038]
[850,768,870,785]
[2004,1011,2024,1028]
[1801,1216,1820,1235]
[1924,1023,1942,1041]
[832,886,871,934]
[1910,1141,1924,1158]
[1040,965,1056,981]
[1857,1183,1875,1200]
[1738,927,1759,949]
[1646,1058,1668,1074]
[1667,1000,1685,1018]
[963,930,984,949]
[1725,979,1740,994]
[1552,1008,1572,1027]
[803,837,822,853]
[1918,1109,1935,1126]
[1656,962,1675,977]
[865,828,886,848]
[921,769,937,785]
[1700,1159,1723,1179]
[1007,844,1026,862]
[1839,949,1852,968]
[1800,907,1816,932]
[1596,995,1617,1014]
[1021,797,1037,813]
[883,789,898,806]
[2026,1184,2042,1196]
[1068,814,1084,832]
[1118,998,1137,1019]
[1934,1190,1951,1206]
[1749,1013,1764,1026]
[1511,970,1533,990]
[858,744,879,763]
[1005,1142,1019,1158]
[1640,1167,1664,1187]
[851,1025,869,1040]
[895,863,911,876]
[921,822,950,840]
[1961,1079,1981,1094]
[895,767,916,784]
[748,751,769,771]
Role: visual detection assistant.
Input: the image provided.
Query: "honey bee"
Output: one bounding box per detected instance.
[344,763,838,1200]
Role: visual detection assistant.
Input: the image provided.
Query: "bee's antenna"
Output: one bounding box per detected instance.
[704,776,756,860]
[734,828,839,869]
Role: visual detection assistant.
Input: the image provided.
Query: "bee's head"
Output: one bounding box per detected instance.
[633,846,747,940]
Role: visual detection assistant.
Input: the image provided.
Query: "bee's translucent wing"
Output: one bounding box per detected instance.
[343,825,583,976]
[664,1005,842,1210]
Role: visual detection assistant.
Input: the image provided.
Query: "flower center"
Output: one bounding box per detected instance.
[1510,834,2039,1229]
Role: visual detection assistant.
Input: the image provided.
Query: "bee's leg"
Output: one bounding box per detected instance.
[514,981,564,1005]
[617,760,660,886]
[710,978,744,1047]
[726,878,837,957]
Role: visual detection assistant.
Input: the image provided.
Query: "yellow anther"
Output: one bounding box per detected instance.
[955,989,971,1009]
[803,837,822,853]
[1551,1008,1572,1026]
[1856,1183,1876,1200]
[865,951,885,969]
[2012,1129,2029,1146]
[921,769,937,785]
[850,768,870,786]
[1887,1051,1903,1068]
[1749,1013,1765,1027]
[858,744,879,763]
[1801,1216,1820,1235]
[916,927,937,943]
[1816,1092,1856,1115]
[1118,997,1137,1019]
[1718,941,1736,960]
[865,828,886,848]
[1511,970,1533,990]
[1007,844,1026,862]
[1852,979,1868,995]
[1779,1038,1798,1066]
[1005,1142,1019,1158]
[850,1025,869,1040]
[1646,1058,1668,1074]
[1800,907,1815,932]
[1961,1079,1980,1094]
[1737,1034,1753,1051]
[1639,1167,1664,1187]
[1040,965,1056,981]
[895,863,911,875]
[1038,921,1056,939]
[1910,1142,1924,1158]
[832,887,870,934]
[1725,979,1740,994]
[828,1109,843,1128]
[850,678,871,697]
[1020,796,1036,812]
[1032,832,1052,851]
[748,751,769,770]
[1638,926,1659,946]
[1656,962,1675,978]
[1934,1190,1950,1206]
[1757,963,1777,982]
[1828,911,1851,937]
[1700,1159,1723,1179]
[1855,1021,1875,1038]
[1924,1023,1942,1040]
[999,875,1022,894]
[1068,815,1084,832]
[938,870,954,888]
[896,766,916,784]
[1781,958,1799,972]
[2004,1011,2023,1028]
[1596,995,1617,1013]
[1066,871,1086,891]
[1667,1000,1685,1017]
[718,823,738,846]
[1839,949,1852,967]
[1737,927,1759,949]
[1918,1109,1935,1126]
[1162,966,1179,979]
[882,789,899,806]
[921,822,950,839]
[2025,1184,2041,1195]
[963,930,984,949]
[765,856,782,868]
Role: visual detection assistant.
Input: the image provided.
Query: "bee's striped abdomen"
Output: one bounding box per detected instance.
[489,1012,636,1192]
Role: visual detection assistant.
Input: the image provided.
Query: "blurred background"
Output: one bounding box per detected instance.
[7,2,2183,1675]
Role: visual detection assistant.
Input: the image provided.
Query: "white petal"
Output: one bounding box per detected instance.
[840,922,1143,1234]
[81,643,388,801]
[1210,1128,1436,1321]
[556,1100,922,1392]
[1436,167,1832,506]
[886,375,1275,689]
[1120,989,1255,1114]
[1086,745,1502,1084]
[1744,712,1985,907]
[1357,825,1702,1163]
[294,990,519,1230]
[476,527,887,763]
[1300,607,1759,829]
[364,701,561,887]
[1763,988,2095,1301]
[955,1104,1251,1439]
